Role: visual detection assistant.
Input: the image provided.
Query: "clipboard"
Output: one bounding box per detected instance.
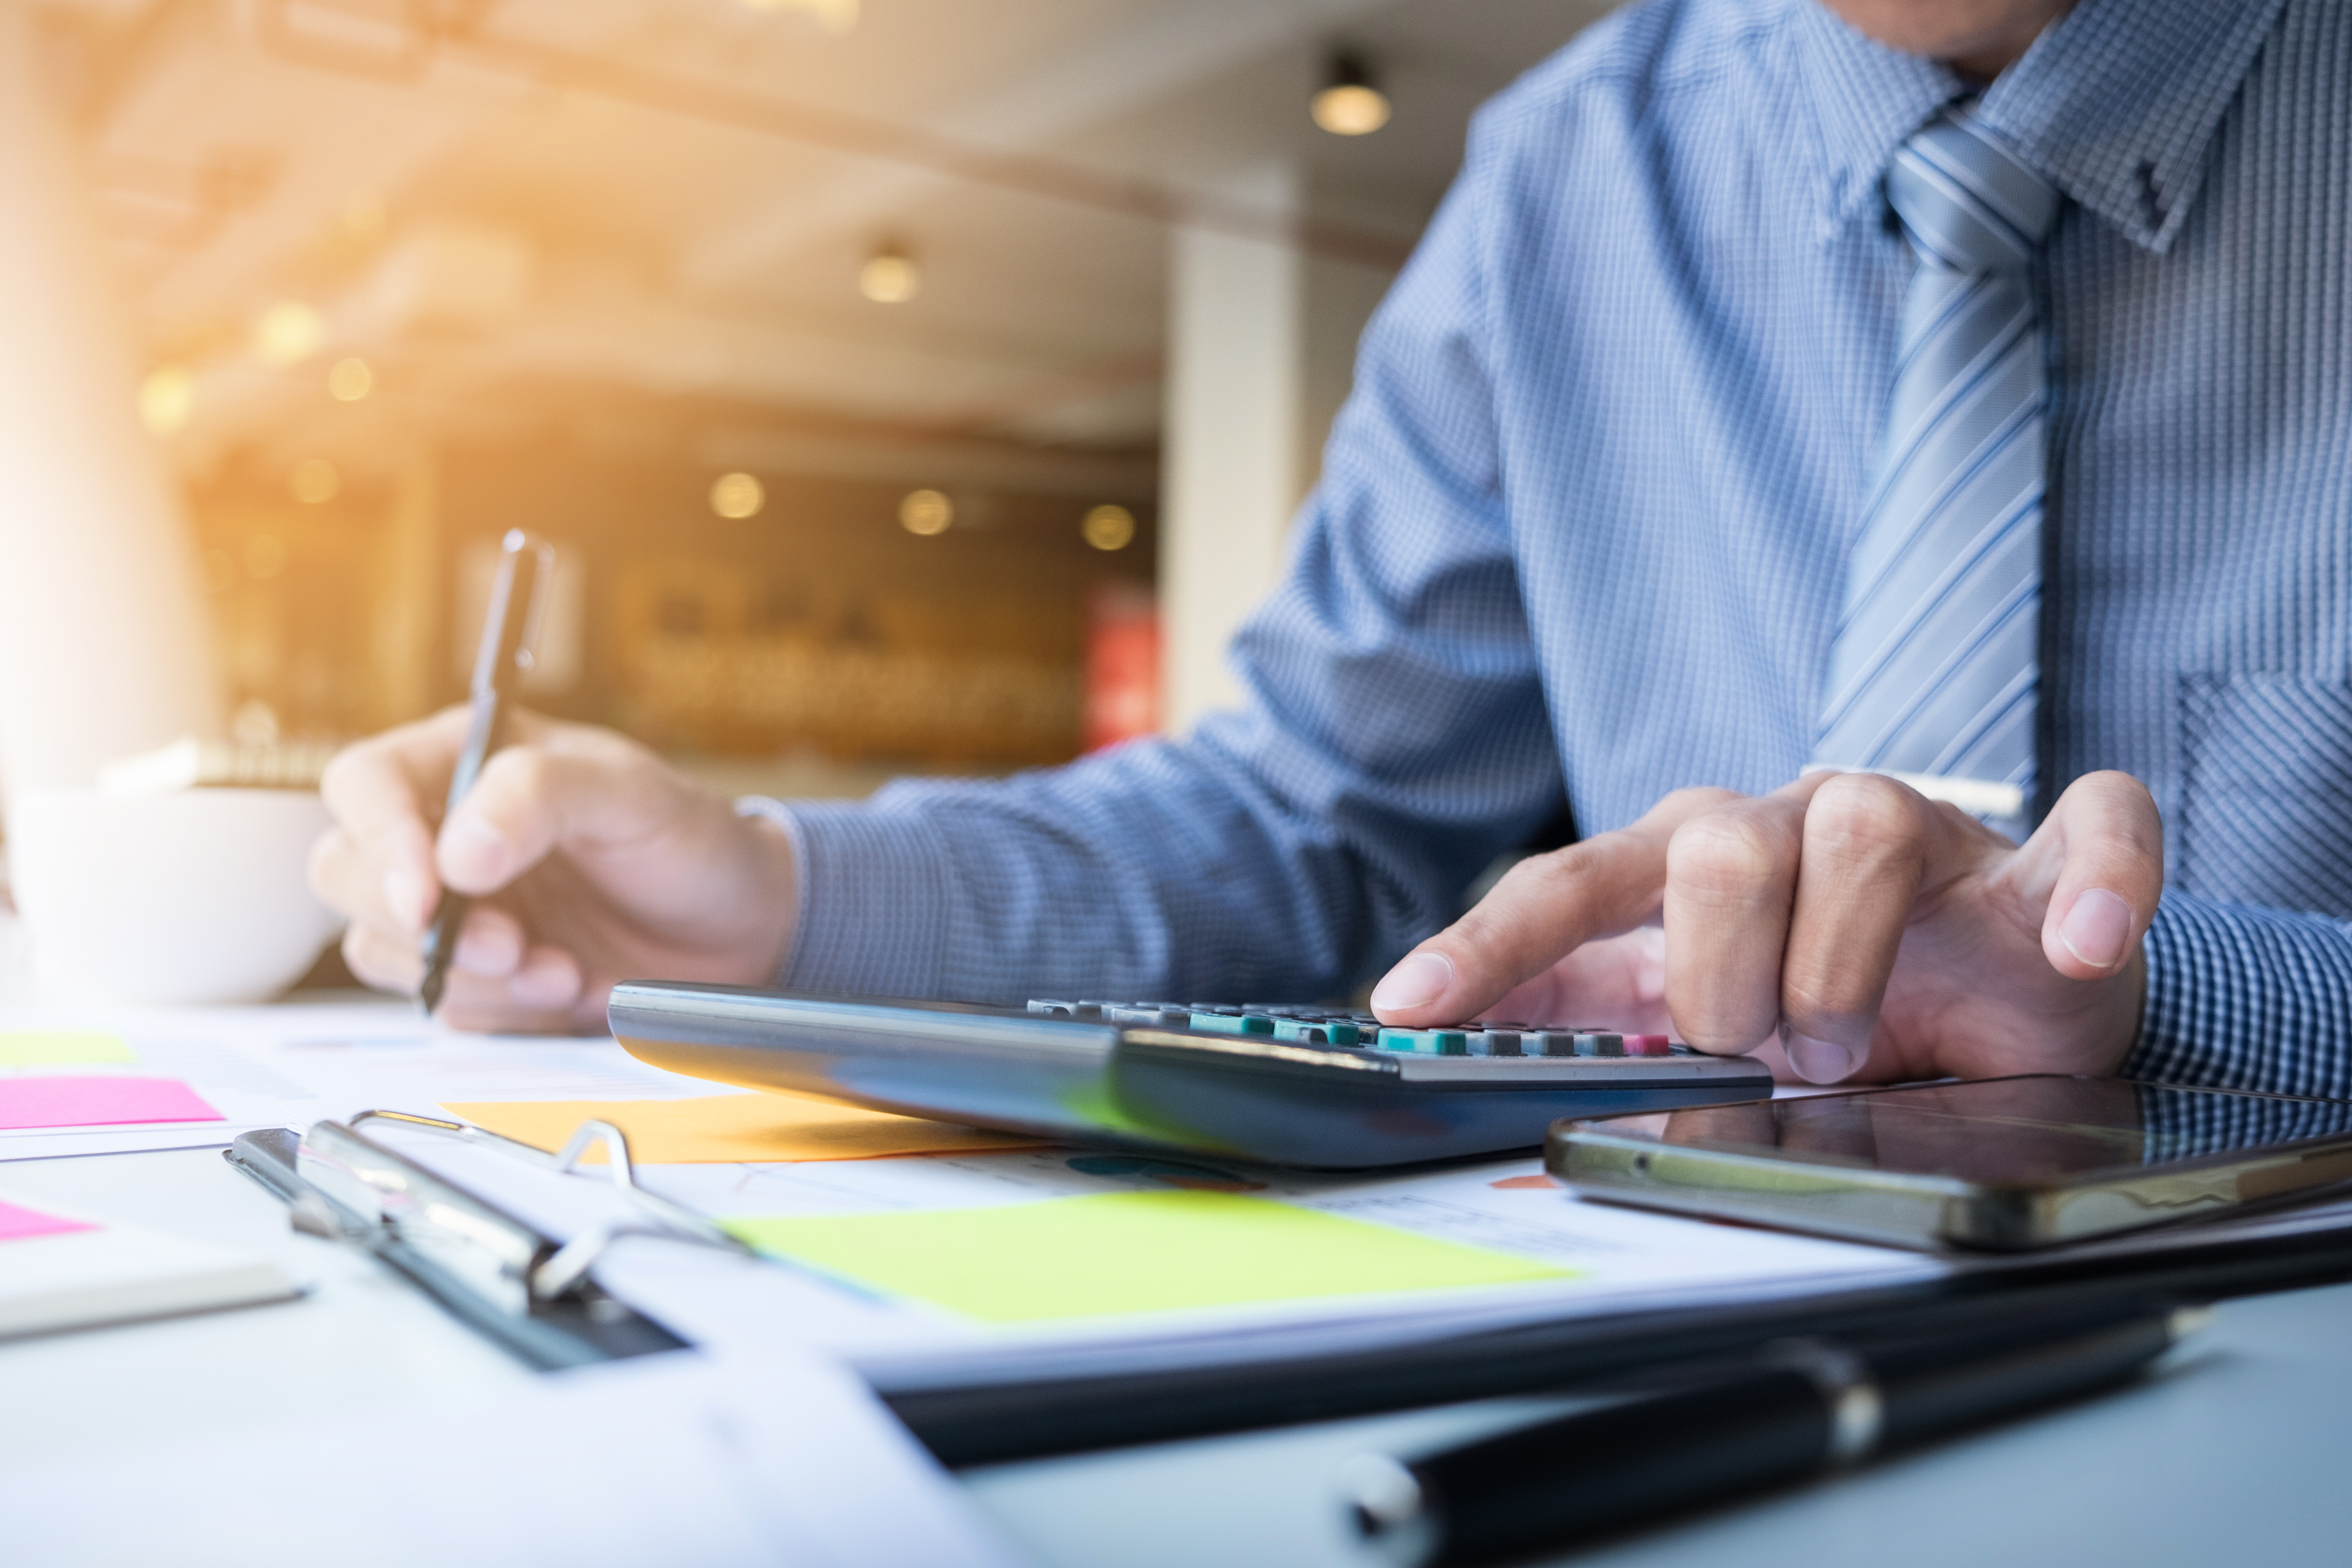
[229,1112,2352,1466]
[226,1110,736,1370]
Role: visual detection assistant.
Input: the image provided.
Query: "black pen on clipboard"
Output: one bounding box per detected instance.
[418,528,555,1016]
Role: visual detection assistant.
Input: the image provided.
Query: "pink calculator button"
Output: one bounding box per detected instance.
[1625,1034,1673,1056]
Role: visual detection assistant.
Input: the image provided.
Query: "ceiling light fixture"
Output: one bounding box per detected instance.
[139,367,194,436]
[710,471,766,519]
[899,489,953,536]
[1082,504,1136,551]
[860,244,920,304]
[1311,50,1391,136]
[327,357,373,402]
[254,301,324,367]
[289,458,341,505]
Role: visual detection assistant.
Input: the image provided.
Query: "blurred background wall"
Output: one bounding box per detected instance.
[3,0,1615,803]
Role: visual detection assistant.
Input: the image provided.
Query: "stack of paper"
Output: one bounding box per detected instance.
[0,1347,1030,1568]
[0,1194,296,1340]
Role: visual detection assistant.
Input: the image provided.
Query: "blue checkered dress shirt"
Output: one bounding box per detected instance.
[763,0,2352,1101]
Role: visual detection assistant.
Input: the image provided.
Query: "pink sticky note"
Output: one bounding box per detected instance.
[0,1199,96,1241]
[0,1077,223,1130]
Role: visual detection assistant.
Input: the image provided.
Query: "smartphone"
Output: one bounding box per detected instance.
[1548,1074,2352,1250]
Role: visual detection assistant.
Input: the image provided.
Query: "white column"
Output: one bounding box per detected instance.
[0,6,220,802]
[1160,165,1307,733]
[1159,167,1398,734]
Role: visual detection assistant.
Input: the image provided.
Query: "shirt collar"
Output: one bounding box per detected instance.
[1798,0,2289,255]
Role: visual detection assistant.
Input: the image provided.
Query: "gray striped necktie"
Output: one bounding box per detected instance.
[1815,105,2061,824]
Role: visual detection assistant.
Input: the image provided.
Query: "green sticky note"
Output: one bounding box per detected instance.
[724,1191,1576,1323]
[0,1031,136,1067]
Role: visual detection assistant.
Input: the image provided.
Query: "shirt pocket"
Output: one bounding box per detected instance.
[2180,674,2352,917]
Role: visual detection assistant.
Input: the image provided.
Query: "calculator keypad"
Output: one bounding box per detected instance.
[1026,1001,1699,1060]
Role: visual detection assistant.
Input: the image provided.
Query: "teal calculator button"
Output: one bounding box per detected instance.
[1377,1029,1466,1055]
[1273,1018,1362,1046]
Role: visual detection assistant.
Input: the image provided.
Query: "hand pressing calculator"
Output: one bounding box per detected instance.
[607,984,1775,1169]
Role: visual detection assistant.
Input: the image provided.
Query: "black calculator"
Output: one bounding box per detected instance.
[607,984,1775,1169]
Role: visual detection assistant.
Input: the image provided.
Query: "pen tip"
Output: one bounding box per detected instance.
[418,974,444,1017]
[2167,1304,2217,1342]
[1338,1454,1436,1565]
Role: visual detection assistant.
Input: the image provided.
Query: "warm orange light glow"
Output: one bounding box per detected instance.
[231,698,281,746]
[342,194,387,245]
[860,250,920,304]
[1311,83,1391,136]
[327,357,373,402]
[243,534,290,578]
[710,471,766,518]
[738,0,859,35]
[289,459,340,505]
[139,367,194,435]
[1082,504,1135,551]
[899,489,953,535]
[254,302,324,367]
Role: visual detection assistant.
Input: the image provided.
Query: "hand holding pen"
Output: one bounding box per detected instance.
[306,533,800,1031]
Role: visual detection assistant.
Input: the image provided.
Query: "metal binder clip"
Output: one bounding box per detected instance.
[227,1109,750,1369]
[342,1109,747,1300]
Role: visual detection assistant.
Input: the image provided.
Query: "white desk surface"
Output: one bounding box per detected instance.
[4,1143,2347,1568]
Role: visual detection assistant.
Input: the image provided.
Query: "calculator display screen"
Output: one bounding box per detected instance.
[1591,1075,2352,1184]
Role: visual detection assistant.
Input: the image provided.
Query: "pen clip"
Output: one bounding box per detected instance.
[513,534,558,680]
[473,530,557,696]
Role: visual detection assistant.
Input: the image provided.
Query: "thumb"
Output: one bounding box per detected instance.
[1369,788,1733,1026]
[2023,771,2166,981]
[435,719,662,896]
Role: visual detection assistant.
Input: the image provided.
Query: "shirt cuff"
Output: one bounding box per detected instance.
[2119,889,2352,1096]
[735,796,952,999]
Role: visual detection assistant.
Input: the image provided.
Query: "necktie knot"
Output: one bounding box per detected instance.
[1887,106,2060,274]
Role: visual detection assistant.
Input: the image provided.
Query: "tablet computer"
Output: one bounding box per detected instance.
[1549,1074,2352,1250]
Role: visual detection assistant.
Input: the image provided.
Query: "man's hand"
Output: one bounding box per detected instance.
[308,708,798,1033]
[1368,771,2162,1084]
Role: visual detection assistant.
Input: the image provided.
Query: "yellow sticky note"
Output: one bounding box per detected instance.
[442,1093,1048,1164]
[0,1031,136,1067]
[725,1190,1578,1323]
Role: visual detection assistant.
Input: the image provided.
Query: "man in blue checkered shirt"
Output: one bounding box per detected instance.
[316,0,2352,1102]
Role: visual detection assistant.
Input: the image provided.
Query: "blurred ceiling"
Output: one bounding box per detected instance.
[34,0,1612,500]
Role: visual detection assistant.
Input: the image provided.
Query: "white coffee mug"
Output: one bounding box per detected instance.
[6,785,342,1004]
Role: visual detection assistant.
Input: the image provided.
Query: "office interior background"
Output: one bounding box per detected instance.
[0,0,1614,820]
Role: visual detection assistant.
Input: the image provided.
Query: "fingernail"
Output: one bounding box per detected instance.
[453,925,520,977]
[2058,888,2133,971]
[1785,1031,1866,1085]
[1371,951,1455,1013]
[383,860,430,931]
[511,959,576,1010]
[442,812,511,884]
